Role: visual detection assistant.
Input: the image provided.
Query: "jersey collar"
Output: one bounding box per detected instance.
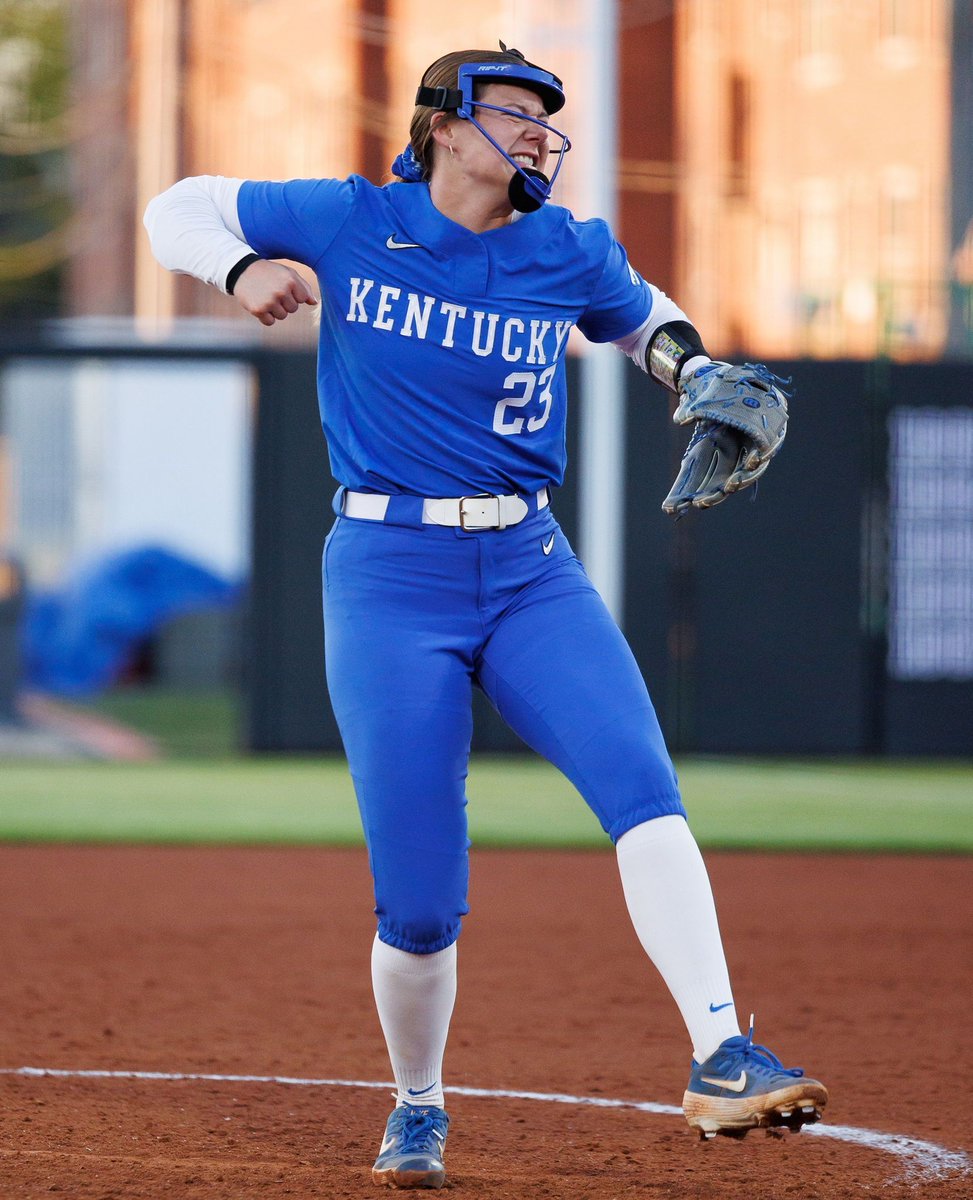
[386,180,549,261]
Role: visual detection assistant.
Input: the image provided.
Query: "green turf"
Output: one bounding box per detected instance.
[0,756,970,851]
[77,687,240,758]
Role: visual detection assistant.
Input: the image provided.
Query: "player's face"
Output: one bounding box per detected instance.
[461,82,551,187]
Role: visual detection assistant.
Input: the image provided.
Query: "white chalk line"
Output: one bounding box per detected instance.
[3,1066,969,1185]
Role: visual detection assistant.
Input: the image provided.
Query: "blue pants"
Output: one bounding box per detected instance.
[323,501,685,954]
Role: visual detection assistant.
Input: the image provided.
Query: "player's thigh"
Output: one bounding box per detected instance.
[476,564,684,841]
[323,516,478,743]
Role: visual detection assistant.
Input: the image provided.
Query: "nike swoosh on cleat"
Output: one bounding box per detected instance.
[407,1083,438,1096]
[542,534,555,555]
[386,234,421,250]
[701,1071,748,1093]
[708,1001,734,1012]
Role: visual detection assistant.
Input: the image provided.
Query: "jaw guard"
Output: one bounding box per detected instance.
[416,57,571,213]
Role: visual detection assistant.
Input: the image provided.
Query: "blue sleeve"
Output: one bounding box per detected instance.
[576,228,653,343]
[237,176,358,267]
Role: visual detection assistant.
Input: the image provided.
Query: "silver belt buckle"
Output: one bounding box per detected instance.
[459,494,500,530]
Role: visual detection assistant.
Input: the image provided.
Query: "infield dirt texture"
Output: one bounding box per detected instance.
[1,845,970,1198]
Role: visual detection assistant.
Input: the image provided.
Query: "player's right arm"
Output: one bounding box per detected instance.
[143,176,317,326]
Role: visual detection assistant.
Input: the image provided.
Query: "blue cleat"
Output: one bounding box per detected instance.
[372,1104,449,1189]
[683,1018,828,1140]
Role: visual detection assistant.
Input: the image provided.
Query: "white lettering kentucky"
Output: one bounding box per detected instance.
[346,277,574,365]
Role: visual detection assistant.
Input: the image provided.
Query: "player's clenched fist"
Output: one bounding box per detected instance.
[232,260,318,326]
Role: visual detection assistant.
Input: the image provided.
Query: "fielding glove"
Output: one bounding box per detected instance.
[662,362,790,517]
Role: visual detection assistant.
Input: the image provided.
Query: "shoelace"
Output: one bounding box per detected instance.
[396,1107,447,1154]
[731,1017,804,1078]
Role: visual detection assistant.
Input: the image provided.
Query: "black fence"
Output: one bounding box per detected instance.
[247,352,973,757]
[1,339,968,756]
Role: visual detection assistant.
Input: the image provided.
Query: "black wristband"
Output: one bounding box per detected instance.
[648,321,709,391]
[225,252,262,295]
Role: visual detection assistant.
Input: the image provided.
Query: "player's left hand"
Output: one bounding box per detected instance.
[662,361,790,517]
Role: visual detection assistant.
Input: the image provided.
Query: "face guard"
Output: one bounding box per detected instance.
[415,57,572,213]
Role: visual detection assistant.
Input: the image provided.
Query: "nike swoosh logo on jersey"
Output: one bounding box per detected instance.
[701,1071,748,1093]
[386,234,421,250]
[542,534,555,555]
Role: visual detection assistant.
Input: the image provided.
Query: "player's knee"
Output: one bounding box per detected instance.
[370,845,469,954]
[580,722,686,840]
[609,795,687,843]
[377,911,461,954]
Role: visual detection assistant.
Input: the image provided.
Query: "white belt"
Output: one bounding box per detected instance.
[342,488,549,530]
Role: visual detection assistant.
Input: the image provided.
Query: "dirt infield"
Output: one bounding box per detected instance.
[1,845,970,1198]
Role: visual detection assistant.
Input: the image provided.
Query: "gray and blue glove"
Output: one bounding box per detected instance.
[662,362,791,516]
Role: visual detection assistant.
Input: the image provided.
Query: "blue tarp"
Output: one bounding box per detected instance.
[22,545,241,696]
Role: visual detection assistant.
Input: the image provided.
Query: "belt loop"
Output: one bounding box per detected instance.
[384,493,426,528]
[332,486,347,517]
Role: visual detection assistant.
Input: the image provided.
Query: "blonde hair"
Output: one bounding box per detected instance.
[407,48,534,180]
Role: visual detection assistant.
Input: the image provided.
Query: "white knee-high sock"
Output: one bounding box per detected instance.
[616,815,741,1063]
[371,935,456,1109]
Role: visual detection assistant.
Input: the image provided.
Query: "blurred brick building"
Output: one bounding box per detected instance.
[67,0,969,359]
[670,1,953,360]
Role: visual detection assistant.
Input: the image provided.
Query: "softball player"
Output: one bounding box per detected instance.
[145,45,827,1190]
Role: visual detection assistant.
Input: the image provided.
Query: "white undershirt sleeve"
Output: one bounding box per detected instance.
[143,176,254,294]
[612,285,708,380]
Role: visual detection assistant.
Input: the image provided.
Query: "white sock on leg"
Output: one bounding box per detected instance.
[371,935,456,1109]
[616,815,741,1063]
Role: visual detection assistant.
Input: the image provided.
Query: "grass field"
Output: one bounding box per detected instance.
[2,755,971,851]
[73,687,241,758]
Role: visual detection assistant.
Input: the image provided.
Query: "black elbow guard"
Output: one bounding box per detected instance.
[648,321,709,392]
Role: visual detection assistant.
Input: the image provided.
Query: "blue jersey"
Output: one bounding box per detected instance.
[238,176,653,496]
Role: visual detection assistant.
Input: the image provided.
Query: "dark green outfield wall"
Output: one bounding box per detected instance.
[245,350,973,756]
